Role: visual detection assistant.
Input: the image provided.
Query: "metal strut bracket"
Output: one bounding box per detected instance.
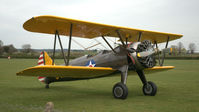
[119,65,129,85]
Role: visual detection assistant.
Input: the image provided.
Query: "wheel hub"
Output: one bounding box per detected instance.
[144,84,152,94]
[114,86,123,97]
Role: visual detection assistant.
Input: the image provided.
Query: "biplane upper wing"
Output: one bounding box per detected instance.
[17,65,116,78]
[23,15,183,43]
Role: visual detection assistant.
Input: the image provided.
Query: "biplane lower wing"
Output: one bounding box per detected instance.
[144,66,174,74]
[16,65,116,78]
[17,65,174,78]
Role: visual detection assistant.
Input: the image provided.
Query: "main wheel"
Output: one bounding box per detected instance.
[112,82,128,99]
[142,81,157,96]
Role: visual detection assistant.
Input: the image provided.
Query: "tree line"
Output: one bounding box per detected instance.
[0,40,33,55]
[0,40,89,59]
[169,42,197,55]
[0,40,198,58]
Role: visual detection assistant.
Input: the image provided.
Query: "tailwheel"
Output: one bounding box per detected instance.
[113,82,128,99]
[45,84,49,89]
[142,81,157,96]
[45,78,50,89]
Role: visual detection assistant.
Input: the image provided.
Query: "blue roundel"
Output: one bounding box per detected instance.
[85,59,96,67]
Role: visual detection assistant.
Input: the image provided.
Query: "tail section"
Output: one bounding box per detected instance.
[38,51,53,66]
[37,51,54,83]
[37,52,45,66]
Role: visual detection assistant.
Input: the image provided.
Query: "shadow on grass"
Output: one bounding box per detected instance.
[16,85,114,101]
[15,83,147,102]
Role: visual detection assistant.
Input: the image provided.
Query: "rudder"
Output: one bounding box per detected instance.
[37,51,54,83]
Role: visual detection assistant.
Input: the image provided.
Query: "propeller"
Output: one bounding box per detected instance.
[137,48,158,57]
[137,48,171,58]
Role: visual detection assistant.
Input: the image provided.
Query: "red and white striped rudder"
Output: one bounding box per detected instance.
[37,51,46,83]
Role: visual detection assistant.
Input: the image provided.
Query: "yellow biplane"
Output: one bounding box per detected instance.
[17,15,183,99]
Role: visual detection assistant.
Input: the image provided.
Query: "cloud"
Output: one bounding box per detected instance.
[0,0,198,50]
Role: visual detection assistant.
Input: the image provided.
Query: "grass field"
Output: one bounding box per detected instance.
[0,59,199,112]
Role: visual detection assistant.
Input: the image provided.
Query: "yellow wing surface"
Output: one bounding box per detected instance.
[23,15,183,43]
[17,65,116,78]
[145,66,174,74]
[16,65,174,78]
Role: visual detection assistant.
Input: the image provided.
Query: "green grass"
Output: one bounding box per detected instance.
[0,59,199,112]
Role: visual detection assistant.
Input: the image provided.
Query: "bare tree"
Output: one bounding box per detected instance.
[22,44,32,53]
[0,40,3,47]
[188,43,196,54]
[170,45,178,55]
[3,44,17,54]
[0,40,3,55]
[177,42,184,55]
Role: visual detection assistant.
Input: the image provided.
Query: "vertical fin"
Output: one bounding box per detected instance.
[43,51,53,65]
[37,51,54,83]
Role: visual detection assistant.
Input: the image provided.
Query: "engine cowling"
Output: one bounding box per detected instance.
[128,40,156,70]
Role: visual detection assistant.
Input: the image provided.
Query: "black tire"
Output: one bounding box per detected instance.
[44,77,50,89]
[45,84,49,89]
[112,82,128,99]
[142,81,157,96]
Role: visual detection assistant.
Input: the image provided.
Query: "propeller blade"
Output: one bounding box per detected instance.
[137,50,156,57]
[137,47,171,57]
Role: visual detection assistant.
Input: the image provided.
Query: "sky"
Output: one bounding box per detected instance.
[0,0,199,50]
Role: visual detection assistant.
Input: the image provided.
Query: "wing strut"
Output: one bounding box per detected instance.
[154,41,161,66]
[116,30,126,48]
[52,30,67,65]
[126,37,128,45]
[101,36,116,53]
[57,31,67,65]
[52,31,57,65]
[138,32,142,42]
[51,24,73,66]
[160,36,170,66]
[67,23,73,65]
[154,36,170,66]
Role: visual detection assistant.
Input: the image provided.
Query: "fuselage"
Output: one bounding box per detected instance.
[46,46,130,83]
[69,46,128,69]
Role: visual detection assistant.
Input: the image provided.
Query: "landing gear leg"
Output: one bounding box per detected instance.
[113,65,129,99]
[136,70,157,96]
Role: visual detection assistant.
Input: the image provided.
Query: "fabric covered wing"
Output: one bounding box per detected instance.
[144,66,175,74]
[23,15,183,43]
[16,65,116,78]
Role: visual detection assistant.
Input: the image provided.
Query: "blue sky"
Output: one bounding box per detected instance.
[0,0,198,50]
